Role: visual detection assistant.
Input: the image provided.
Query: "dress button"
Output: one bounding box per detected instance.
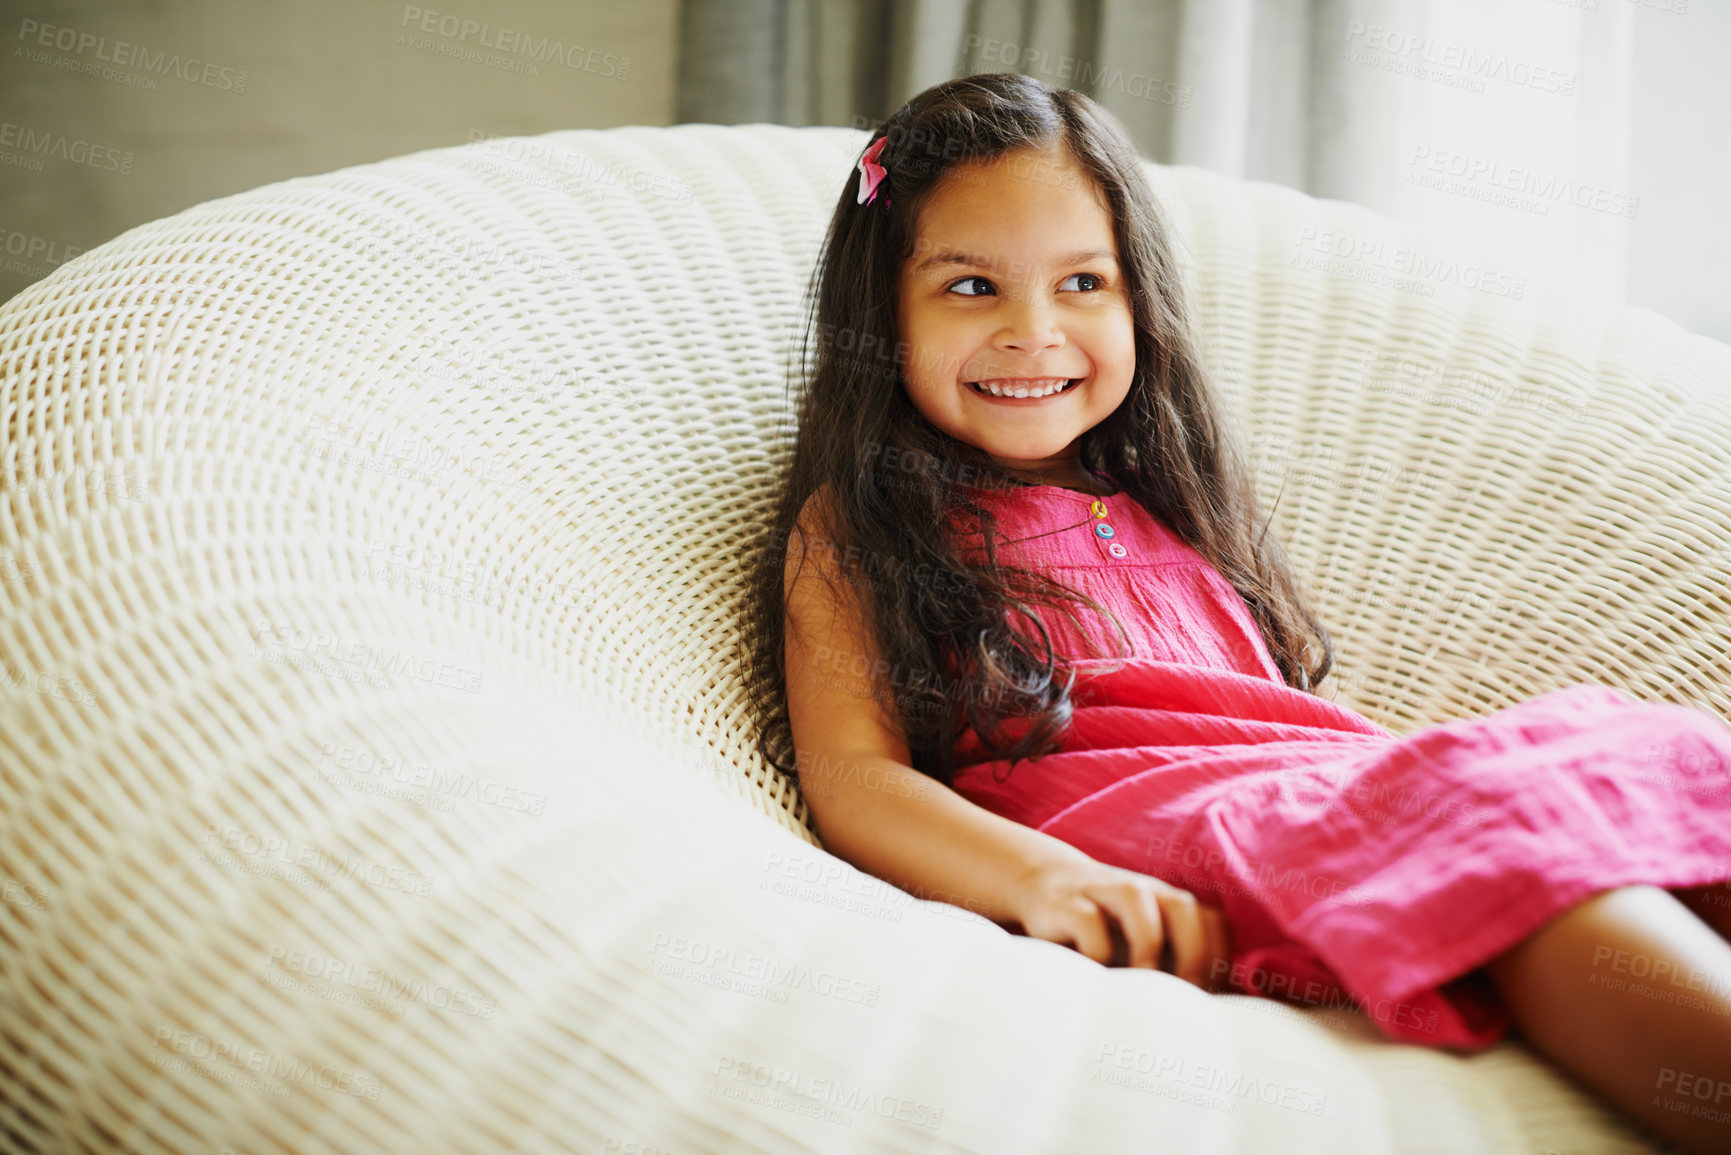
[1094,523,1116,539]
[1107,542,1128,558]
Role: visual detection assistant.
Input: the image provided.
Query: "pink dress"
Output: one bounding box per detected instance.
[945,483,1731,1050]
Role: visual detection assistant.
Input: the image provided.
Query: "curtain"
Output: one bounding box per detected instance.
[676,0,1634,300]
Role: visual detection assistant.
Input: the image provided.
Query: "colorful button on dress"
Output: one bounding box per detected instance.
[944,483,1731,1050]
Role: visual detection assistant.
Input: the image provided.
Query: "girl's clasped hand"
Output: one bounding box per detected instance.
[1009,857,1232,993]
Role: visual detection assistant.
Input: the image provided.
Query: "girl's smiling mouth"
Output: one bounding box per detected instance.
[965,377,1080,400]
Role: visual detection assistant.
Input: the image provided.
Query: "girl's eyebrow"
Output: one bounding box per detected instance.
[911,247,1118,274]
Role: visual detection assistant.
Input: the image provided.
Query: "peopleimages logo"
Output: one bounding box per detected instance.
[463,130,695,204]
[0,121,132,174]
[151,1026,383,1101]
[1406,146,1639,219]
[1341,21,1575,97]
[15,19,249,92]
[1292,226,1528,300]
[398,7,631,79]
[0,229,83,270]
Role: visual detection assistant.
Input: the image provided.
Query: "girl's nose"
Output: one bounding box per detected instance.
[995,292,1065,352]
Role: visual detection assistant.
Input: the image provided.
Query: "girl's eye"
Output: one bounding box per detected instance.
[946,272,1104,296]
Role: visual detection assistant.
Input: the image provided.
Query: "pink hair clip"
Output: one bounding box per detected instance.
[857,136,890,207]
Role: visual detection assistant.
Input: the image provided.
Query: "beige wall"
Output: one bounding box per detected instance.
[1,0,678,303]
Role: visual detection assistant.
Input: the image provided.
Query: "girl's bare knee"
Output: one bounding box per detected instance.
[1484,886,1731,1153]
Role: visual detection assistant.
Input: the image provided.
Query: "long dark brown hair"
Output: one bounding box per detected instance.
[737,72,1334,795]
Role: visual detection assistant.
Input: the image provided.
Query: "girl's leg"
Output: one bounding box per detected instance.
[1481,885,1731,1155]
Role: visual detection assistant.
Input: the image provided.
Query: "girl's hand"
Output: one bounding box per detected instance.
[1009,856,1232,993]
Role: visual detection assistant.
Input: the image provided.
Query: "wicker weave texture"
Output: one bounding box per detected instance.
[2,122,1715,1154]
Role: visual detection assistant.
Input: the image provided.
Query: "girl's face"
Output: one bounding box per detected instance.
[895,141,1135,486]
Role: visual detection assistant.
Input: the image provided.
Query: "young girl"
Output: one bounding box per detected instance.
[741,72,1731,1154]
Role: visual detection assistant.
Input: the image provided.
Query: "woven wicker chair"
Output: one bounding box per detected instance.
[3,121,1727,1154]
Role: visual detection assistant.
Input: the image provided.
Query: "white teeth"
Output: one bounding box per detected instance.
[972,379,1073,398]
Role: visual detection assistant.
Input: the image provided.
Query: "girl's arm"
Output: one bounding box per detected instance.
[781,488,1230,987]
[782,490,1087,925]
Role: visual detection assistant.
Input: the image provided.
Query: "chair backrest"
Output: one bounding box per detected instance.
[3,121,1729,855]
